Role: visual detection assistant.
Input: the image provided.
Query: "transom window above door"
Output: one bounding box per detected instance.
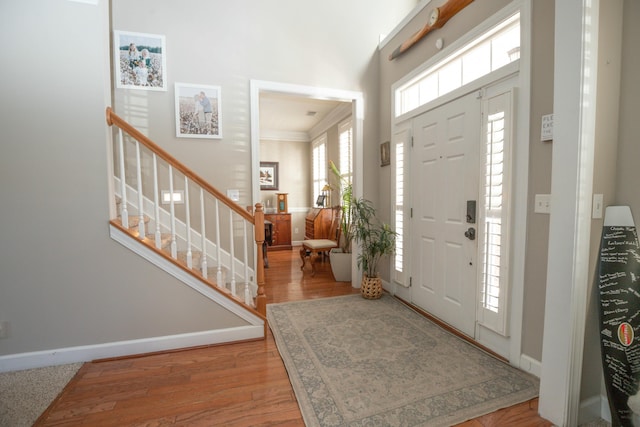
[395,12,520,118]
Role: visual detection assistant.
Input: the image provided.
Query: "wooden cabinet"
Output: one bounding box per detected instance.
[264,213,292,250]
[304,208,337,240]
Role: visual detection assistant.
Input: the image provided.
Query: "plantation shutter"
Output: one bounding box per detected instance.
[311,134,327,205]
[392,126,411,285]
[338,119,353,186]
[477,89,513,336]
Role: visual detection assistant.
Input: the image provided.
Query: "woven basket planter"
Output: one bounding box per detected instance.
[361,274,383,299]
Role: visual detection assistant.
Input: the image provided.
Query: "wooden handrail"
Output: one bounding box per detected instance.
[106,107,267,317]
[106,107,253,223]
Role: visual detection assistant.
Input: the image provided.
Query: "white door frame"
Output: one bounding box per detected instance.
[538,1,600,425]
[249,80,364,287]
[391,0,532,368]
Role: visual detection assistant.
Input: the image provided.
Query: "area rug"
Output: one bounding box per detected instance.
[267,294,539,427]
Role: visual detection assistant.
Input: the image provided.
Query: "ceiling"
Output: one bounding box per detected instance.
[259,92,349,141]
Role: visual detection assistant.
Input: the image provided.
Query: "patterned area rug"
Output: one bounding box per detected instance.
[267,294,539,427]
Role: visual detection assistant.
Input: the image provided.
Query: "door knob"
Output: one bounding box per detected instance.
[464,227,476,240]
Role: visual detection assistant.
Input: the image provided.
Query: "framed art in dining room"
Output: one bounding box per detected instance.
[114,30,167,91]
[259,162,279,191]
[174,83,222,139]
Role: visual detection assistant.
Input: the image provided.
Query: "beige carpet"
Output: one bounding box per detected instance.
[268,294,540,427]
[0,363,82,427]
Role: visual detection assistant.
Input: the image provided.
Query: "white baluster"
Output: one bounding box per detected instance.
[244,283,253,307]
[118,128,128,229]
[200,189,208,278]
[135,140,145,239]
[169,165,177,259]
[215,199,222,285]
[229,210,236,296]
[153,154,161,249]
[184,176,192,269]
[243,221,249,288]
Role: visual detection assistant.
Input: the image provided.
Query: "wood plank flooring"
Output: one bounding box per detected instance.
[34,248,551,426]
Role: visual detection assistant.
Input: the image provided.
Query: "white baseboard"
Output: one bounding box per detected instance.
[519,353,542,378]
[579,394,611,425]
[0,325,263,373]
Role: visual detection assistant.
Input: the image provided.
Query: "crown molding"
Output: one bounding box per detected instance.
[309,103,352,140]
[260,129,310,142]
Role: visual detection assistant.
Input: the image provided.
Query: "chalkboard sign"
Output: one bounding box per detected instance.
[597,206,640,426]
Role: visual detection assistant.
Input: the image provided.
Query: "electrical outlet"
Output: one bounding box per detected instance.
[0,321,9,339]
[534,194,551,214]
[294,227,299,234]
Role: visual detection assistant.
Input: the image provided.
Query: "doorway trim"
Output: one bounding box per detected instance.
[389,0,532,368]
[249,80,364,287]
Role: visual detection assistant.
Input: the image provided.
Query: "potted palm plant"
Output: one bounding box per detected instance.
[352,197,397,299]
[328,160,355,281]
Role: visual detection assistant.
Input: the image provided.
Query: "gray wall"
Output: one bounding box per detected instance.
[0,0,416,357]
[0,0,246,356]
[521,0,554,362]
[616,0,640,213]
[112,0,417,207]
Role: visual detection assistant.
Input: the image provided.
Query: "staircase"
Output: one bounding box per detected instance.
[106,107,267,336]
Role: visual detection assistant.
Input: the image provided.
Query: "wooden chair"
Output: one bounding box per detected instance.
[300,207,341,276]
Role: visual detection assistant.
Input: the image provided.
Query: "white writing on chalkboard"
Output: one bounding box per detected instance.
[598,224,640,424]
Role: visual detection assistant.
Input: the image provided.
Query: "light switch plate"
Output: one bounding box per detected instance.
[227,189,240,202]
[534,194,551,214]
[592,194,604,219]
[541,114,554,141]
[0,321,9,339]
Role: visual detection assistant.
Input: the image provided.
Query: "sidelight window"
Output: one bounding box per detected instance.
[478,90,513,336]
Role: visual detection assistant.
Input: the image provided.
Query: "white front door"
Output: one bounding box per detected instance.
[410,92,480,337]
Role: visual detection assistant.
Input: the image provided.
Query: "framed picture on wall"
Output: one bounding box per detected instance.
[174,83,222,138]
[380,141,391,167]
[114,30,167,91]
[260,162,279,191]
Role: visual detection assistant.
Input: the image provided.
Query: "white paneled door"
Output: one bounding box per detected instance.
[410,92,480,338]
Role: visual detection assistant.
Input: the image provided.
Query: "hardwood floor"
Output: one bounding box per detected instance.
[35,248,551,426]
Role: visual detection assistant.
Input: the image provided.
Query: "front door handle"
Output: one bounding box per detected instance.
[464,227,476,240]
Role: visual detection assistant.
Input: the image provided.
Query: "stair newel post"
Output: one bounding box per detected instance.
[169,165,177,259]
[117,128,129,229]
[215,199,222,285]
[229,210,236,296]
[135,140,145,239]
[184,176,192,269]
[254,203,266,316]
[200,188,208,278]
[152,154,161,249]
